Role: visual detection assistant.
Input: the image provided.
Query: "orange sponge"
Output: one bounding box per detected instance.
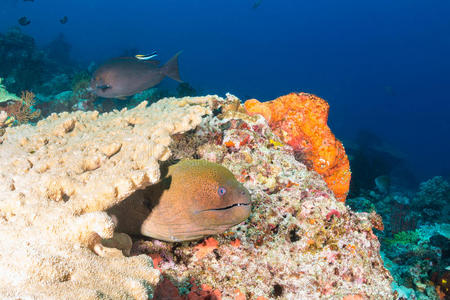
[244,93,351,202]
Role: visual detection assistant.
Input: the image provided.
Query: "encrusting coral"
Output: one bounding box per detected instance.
[0,94,392,299]
[244,93,351,202]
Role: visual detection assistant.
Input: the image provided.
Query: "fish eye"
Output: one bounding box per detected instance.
[218,186,227,196]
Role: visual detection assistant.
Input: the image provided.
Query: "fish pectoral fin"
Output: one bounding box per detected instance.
[96,84,111,91]
[116,96,128,100]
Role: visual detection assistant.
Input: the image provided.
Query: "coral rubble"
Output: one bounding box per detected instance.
[244,93,351,202]
[0,94,392,299]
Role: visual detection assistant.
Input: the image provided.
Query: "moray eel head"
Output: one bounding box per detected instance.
[109,159,251,242]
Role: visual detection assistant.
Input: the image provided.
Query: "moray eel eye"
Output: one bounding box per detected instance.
[218,186,227,196]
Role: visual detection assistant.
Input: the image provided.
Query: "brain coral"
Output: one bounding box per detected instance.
[0,93,391,299]
[244,93,351,202]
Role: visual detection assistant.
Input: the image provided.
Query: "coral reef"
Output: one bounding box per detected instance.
[0,77,20,103]
[143,97,391,299]
[347,175,450,300]
[345,129,417,197]
[177,82,197,98]
[129,87,170,108]
[413,176,450,214]
[0,82,40,131]
[44,33,73,66]
[0,94,393,299]
[0,27,77,96]
[0,111,7,125]
[38,73,72,96]
[1,90,41,125]
[0,27,46,94]
[244,93,351,202]
[0,96,216,298]
[381,224,448,299]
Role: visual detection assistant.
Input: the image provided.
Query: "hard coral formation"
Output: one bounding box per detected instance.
[244,93,351,202]
[414,176,450,211]
[0,94,393,299]
[0,96,215,298]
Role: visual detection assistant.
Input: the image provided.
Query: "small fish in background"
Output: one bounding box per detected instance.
[59,16,68,24]
[135,51,158,60]
[89,51,183,99]
[252,0,263,9]
[23,0,34,2]
[18,17,31,26]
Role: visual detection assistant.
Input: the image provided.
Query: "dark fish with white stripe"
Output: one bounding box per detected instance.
[89,51,182,99]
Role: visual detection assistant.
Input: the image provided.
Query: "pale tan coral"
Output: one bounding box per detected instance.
[0,96,217,299]
[0,110,7,125]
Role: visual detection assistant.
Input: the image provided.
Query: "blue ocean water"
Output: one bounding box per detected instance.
[1,0,449,181]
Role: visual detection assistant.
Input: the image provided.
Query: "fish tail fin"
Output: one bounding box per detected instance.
[162,51,183,82]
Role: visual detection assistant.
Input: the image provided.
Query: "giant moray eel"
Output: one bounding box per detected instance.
[107,159,251,242]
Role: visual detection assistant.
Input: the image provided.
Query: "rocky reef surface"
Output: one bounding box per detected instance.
[0,94,393,299]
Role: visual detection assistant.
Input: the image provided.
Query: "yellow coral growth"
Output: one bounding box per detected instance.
[244,93,351,202]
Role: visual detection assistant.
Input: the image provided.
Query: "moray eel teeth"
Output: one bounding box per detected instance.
[108,159,252,242]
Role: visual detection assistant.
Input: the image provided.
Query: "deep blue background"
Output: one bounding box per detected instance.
[1,0,449,181]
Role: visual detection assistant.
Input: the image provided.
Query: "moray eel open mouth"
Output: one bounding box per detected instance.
[198,202,251,213]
